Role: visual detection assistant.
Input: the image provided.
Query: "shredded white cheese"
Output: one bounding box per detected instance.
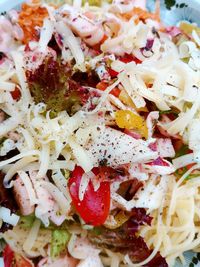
[0,207,19,226]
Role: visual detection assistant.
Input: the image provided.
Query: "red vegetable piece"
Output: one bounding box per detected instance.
[15,254,33,267]
[108,67,119,78]
[3,245,33,267]
[147,157,169,167]
[3,245,14,267]
[119,53,141,64]
[11,86,21,101]
[68,166,110,226]
[96,81,120,97]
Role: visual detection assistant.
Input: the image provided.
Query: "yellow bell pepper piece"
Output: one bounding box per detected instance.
[119,90,135,108]
[119,90,148,112]
[115,110,143,129]
[115,110,148,138]
[179,22,200,36]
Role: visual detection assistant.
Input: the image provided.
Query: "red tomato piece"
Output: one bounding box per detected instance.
[96,81,120,97]
[15,254,33,267]
[3,245,14,267]
[186,163,196,170]
[3,245,33,267]
[119,53,141,64]
[110,87,121,97]
[68,166,110,226]
[96,81,108,91]
[11,86,21,101]
[108,67,119,78]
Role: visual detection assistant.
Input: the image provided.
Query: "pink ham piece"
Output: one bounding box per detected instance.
[59,5,104,46]
[0,16,23,53]
[38,254,78,267]
[13,176,34,216]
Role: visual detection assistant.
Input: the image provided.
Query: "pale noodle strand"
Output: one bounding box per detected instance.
[23,219,41,256]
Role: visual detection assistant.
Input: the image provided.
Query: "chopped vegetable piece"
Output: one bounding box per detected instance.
[123,6,160,22]
[3,245,14,267]
[3,245,33,267]
[26,56,89,114]
[159,109,179,116]
[68,166,110,226]
[119,90,148,112]
[179,22,200,36]
[96,81,121,97]
[18,2,48,44]
[115,110,148,138]
[51,229,70,258]
[89,209,167,266]
[119,54,142,64]
[82,0,102,6]
[11,86,21,101]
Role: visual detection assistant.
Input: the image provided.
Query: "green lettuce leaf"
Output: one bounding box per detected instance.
[50,229,70,258]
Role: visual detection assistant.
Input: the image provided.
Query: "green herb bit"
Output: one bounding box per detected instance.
[185,173,200,181]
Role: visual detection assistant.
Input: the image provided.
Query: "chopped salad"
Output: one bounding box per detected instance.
[0,0,200,266]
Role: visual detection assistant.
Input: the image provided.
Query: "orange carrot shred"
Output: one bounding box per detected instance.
[18,1,48,44]
[122,0,160,22]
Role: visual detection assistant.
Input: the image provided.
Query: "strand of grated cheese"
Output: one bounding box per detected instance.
[55,21,85,66]
[3,156,38,188]
[37,144,50,178]
[18,170,38,206]
[39,18,54,52]
[11,51,32,110]
[23,219,41,254]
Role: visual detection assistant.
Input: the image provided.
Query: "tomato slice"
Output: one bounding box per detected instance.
[15,254,33,267]
[68,166,110,226]
[108,67,119,78]
[3,245,33,267]
[3,245,14,267]
[96,81,121,97]
[11,86,21,101]
[119,53,141,64]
